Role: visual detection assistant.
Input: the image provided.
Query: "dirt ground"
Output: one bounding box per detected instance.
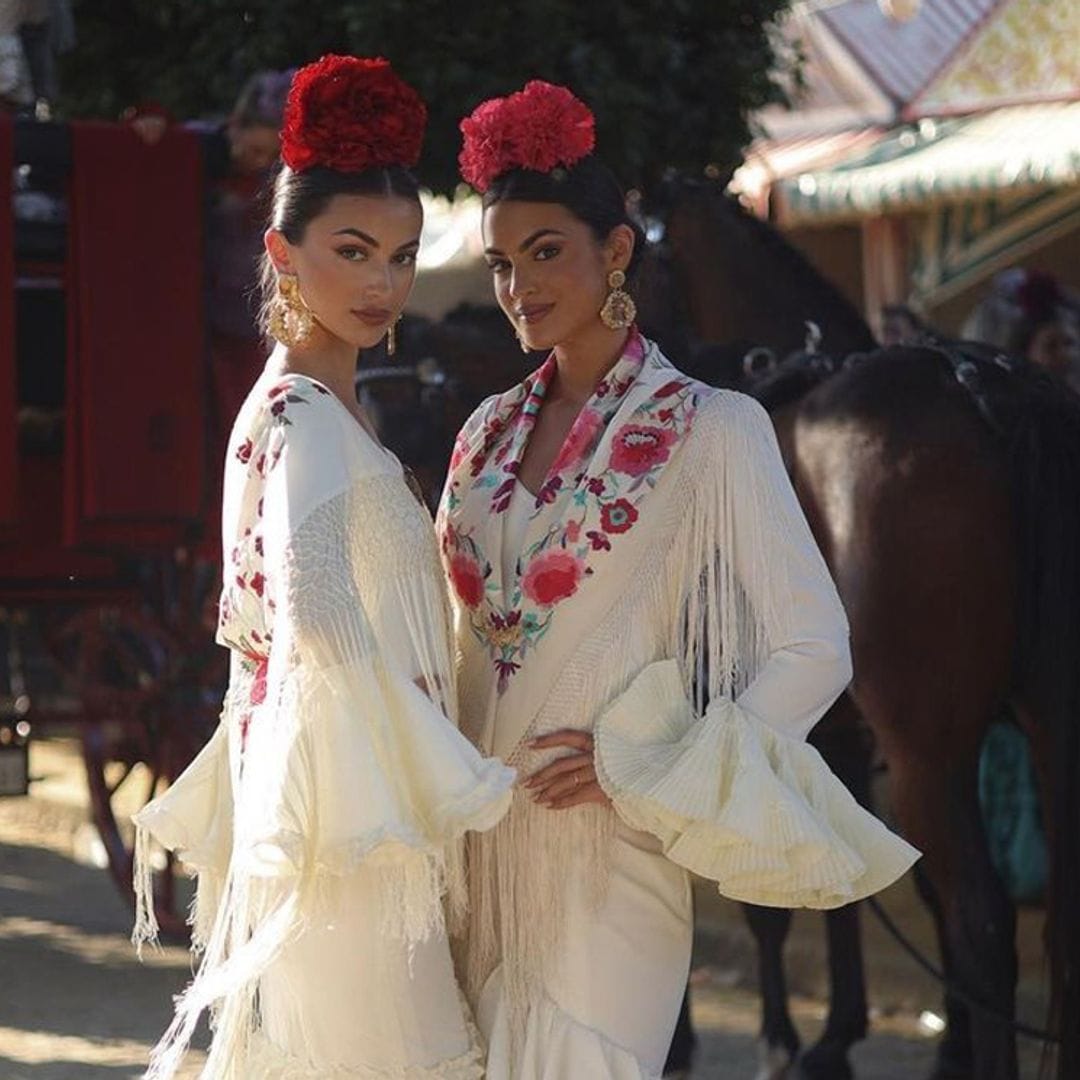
[0,737,1052,1079]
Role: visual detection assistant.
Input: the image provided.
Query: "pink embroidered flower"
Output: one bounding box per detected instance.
[521,550,584,607]
[250,656,269,706]
[551,407,603,474]
[565,519,581,543]
[249,572,265,598]
[236,438,253,464]
[449,552,485,609]
[609,424,676,477]
[600,498,638,535]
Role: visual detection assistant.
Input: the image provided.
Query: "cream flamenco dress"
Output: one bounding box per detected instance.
[438,332,920,1079]
[132,363,515,1078]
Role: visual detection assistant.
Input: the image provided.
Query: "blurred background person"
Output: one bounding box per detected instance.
[189,68,296,441]
[880,302,932,346]
[963,268,1080,392]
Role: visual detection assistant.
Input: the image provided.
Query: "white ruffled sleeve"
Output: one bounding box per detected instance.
[595,392,919,908]
[129,389,514,1080]
[236,478,515,893]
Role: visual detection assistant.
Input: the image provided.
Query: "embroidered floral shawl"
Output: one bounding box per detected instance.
[438,332,706,753]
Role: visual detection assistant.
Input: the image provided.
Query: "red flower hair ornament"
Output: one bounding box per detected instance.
[459,80,596,193]
[280,54,427,173]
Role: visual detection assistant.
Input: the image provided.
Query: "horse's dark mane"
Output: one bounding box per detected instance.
[705,190,877,355]
[749,356,836,411]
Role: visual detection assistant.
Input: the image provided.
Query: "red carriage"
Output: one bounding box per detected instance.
[0,114,233,934]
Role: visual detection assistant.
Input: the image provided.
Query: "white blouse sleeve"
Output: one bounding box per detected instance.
[594,392,919,909]
[726,394,852,740]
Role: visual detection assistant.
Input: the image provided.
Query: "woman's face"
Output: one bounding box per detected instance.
[482,199,629,352]
[228,122,281,175]
[267,193,422,351]
[1027,313,1080,376]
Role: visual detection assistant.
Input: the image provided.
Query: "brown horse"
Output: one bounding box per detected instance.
[660,185,1080,1080]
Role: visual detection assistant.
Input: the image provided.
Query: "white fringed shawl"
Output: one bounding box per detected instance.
[132,370,513,1079]
[438,334,919,1032]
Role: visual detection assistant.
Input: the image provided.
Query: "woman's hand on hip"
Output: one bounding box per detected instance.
[524,730,612,810]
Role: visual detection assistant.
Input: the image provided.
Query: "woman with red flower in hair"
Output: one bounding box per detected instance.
[131,56,515,1079]
[438,82,918,1077]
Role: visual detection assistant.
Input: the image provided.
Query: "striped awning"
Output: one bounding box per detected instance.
[775,100,1080,223]
[729,128,886,217]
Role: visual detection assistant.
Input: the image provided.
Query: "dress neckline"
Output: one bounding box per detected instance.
[273,369,398,465]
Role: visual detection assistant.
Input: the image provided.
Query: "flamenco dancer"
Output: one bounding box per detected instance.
[439,80,920,1078]
[132,56,514,1078]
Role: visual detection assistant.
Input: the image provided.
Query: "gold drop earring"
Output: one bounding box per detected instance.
[386,316,399,357]
[599,269,637,330]
[268,273,313,347]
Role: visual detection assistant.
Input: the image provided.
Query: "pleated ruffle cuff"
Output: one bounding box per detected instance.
[593,659,920,909]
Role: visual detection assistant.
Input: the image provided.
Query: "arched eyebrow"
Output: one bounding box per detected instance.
[333,228,421,253]
[333,227,379,246]
[484,228,566,257]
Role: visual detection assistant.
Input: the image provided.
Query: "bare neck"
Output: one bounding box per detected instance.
[266,329,361,415]
[550,325,631,405]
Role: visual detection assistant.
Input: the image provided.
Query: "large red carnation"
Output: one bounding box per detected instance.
[459,80,595,193]
[521,549,585,607]
[449,552,485,609]
[609,424,676,477]
[281,55,427,173]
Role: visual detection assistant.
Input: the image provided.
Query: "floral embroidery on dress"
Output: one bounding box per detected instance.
[218,378,327,745]
[441,334,700,692]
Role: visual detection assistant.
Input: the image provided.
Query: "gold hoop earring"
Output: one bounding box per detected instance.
[268,274,313,347]
[599,269,636,330]
[386,317,398,357]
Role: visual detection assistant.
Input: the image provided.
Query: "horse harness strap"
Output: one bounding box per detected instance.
[925,339,1018,439]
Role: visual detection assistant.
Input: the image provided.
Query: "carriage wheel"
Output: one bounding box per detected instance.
[55,606,217,939]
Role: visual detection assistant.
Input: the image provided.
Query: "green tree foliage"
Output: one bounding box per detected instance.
[60,0,794,197]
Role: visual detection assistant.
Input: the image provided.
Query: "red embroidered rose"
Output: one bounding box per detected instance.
[459,80,595,192]
[600,499,638,534]
[551,407,603,475]
[249,572,265,598]
[521,549,584,607]
[449,552,485,609]
[236,438,253,463]
[609,424,676,477]
[250,656,269,706]
[281,55,427,173]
